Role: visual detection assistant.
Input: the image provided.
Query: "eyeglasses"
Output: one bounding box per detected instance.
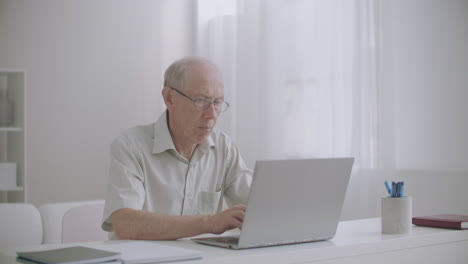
[170,87,230,113]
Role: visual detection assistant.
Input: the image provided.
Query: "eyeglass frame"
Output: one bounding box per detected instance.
[168,86,230,113]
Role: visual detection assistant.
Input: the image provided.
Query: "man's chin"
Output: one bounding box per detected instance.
[194,132,211,143]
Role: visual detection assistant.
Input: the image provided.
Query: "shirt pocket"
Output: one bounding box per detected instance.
[198,190,222,215]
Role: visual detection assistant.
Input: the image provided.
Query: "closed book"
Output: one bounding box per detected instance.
[412,214,468,230]
[17,246,121,264]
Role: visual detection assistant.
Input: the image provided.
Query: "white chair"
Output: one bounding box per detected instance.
[39,200,108,244]
[0,203,43,248]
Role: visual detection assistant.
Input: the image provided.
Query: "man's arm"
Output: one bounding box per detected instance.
[111,205,246,240]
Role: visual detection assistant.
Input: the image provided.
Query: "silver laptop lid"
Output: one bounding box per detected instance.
[238,158,354,248]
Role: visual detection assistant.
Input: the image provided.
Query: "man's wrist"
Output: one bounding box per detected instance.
[201,214,214,234]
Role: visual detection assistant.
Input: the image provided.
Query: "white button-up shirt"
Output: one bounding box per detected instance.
[102,111,252,232]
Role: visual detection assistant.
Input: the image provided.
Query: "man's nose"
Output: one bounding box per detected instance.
[203,102,219,119]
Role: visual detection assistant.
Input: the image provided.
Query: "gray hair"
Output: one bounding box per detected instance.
[164,56,220,91]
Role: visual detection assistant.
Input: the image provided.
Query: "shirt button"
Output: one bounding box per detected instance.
[187,193,192,199]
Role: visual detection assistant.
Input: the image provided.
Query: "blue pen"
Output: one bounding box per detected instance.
[399,181,405,197]
[391,181,397,197]
[384,181,392,196]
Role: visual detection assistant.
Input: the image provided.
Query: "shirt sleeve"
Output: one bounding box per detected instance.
[223,142,253,207]
[101,136,146,232]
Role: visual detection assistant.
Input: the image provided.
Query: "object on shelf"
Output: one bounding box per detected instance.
[0,74,14,125]
[0,162,17,188]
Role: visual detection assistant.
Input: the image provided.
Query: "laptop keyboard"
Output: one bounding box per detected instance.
[206,236,239,244]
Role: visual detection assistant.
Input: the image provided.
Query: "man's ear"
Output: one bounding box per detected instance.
[162,86,173,109]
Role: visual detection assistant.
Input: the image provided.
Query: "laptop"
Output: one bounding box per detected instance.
[192,157,354,249]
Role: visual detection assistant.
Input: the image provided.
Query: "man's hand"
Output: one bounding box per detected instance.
[206,205,246,234]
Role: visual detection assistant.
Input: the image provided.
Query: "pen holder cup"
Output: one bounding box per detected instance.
[381,196,412,234]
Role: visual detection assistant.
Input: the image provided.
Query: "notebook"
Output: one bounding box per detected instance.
[192,157,354,249]
[17,246,120,264]
[90,241,202,264]
[412,214,468,230]
[17,241,202,264]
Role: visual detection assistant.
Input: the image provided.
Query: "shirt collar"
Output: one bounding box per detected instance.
[152,110,215,155]
[197,131,215,154]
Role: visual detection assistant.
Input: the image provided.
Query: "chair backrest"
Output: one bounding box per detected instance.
[39,200,107,244]
[0,203,43,248]
[62,202,107,243]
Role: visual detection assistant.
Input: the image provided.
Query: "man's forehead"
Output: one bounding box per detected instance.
[186,81,224,97]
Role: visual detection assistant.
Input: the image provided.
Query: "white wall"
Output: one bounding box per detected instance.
[341,0,468,220]
[388,0,468,171]
[0,0,194,205]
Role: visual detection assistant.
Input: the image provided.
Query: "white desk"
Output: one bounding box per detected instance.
[2,218,467,264]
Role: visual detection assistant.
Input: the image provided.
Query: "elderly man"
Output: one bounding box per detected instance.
[102,57,252,240]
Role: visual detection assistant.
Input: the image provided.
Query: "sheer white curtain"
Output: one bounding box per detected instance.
[196,0,379,169]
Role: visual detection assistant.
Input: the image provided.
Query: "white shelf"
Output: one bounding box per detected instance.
[0,69,26,203]
[0,186,24,191]
[0,69,24,73]
[0,127,23,132]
